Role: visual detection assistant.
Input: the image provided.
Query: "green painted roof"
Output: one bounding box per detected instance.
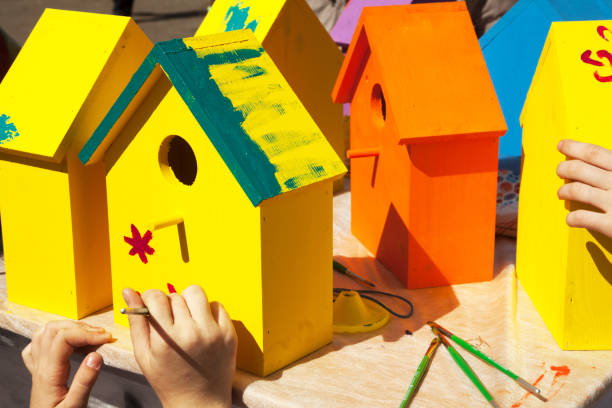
[80,30,346,206]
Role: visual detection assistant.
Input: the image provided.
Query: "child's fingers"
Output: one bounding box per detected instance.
[558,182,609,211]
[142,289,174,328]
[567,210,612,235]
[38,321,105,360]
[168,293,192,325]
[21,343,34,373]
[30,327,43,363]
[61,352,103,408]
[122,288,150,351]
[557,159,612,190]
[558,139,612,171]
[210,302,237,346]
[182,285,214,327]
[49,328,112,367]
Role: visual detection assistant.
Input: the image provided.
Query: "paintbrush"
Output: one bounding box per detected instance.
[432,327,500,408]
[428,321,547,402]
[399,337,440,407]
[333,260,376,288]
[120,307,150,315]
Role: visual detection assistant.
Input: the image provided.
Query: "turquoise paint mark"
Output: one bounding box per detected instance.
[224,2,259,32]
[283,164,326,190]
[272,104,285,115]
[262,133,277,143]
[284,177,298,189]
[0,114,19,144]
[234,64,266,79]
[79,55,157,164]
[309,164,326,178]
[246,20,258,31]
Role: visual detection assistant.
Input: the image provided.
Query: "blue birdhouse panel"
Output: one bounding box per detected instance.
[481,0,612,166]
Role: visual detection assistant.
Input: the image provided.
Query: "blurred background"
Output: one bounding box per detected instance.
[0,0,214,45]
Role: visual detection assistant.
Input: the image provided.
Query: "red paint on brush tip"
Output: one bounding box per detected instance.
[167,283,177,293]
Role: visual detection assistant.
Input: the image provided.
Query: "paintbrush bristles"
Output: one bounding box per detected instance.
[120,307,149,315]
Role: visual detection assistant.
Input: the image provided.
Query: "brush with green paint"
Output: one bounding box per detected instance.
[428,321,547,402]
[432,327,500,408]
[399,337,440,408]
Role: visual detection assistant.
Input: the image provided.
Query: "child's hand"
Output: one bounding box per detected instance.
[557,139,612,237]
[21,320,113,408]
[122,286,237,408]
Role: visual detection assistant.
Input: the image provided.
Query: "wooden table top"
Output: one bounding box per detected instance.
[1,190,611,407]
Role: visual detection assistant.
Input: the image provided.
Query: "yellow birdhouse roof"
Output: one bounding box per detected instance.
[195,0,287,41]
[0,9,144,163]
[80,30,346,206]
[521,20,612,147]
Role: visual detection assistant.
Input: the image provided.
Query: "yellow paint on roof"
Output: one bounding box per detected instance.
[0,9,132,161]
[184,33,346,195]
[195,0,286,40]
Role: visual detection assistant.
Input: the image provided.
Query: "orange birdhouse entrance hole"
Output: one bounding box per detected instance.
[371,83,386,125]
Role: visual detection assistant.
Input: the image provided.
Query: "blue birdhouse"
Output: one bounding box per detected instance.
[480,0,612,171]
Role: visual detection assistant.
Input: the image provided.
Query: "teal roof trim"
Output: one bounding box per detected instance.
[79,54,157,165]
[80,38,282,206]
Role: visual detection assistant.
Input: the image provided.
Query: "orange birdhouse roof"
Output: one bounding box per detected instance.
[332,2,507,144]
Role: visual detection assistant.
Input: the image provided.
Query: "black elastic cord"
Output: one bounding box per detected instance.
[333,288,414,318]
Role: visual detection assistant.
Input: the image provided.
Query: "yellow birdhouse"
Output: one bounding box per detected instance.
[0,9,152,319]
[79,30,346,376]
[197,0,346,190]
[518,20,612,350]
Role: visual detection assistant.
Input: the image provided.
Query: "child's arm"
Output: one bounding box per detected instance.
[21,321,113,408]
[557,139,612,237]
[122,286,237,408]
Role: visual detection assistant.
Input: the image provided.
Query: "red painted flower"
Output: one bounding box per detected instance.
[580,25,612,83]
[124,224,155,264]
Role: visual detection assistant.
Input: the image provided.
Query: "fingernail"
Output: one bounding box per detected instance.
[167,283,177,294]
[123,288,142,298]
[85,326,106,333]
[86,354,102,370]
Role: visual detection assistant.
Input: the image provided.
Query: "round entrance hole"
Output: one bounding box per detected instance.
[159,136,197,186]
[371,83,386,126]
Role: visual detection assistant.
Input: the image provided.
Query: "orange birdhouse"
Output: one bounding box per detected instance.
[332,2,506,289]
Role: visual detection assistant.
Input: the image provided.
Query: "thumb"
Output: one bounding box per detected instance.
[61,352,102,408]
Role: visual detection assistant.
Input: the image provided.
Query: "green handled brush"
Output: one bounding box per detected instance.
[433,327,500,408]
[399,337,440,407]
[428,321,547,402]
